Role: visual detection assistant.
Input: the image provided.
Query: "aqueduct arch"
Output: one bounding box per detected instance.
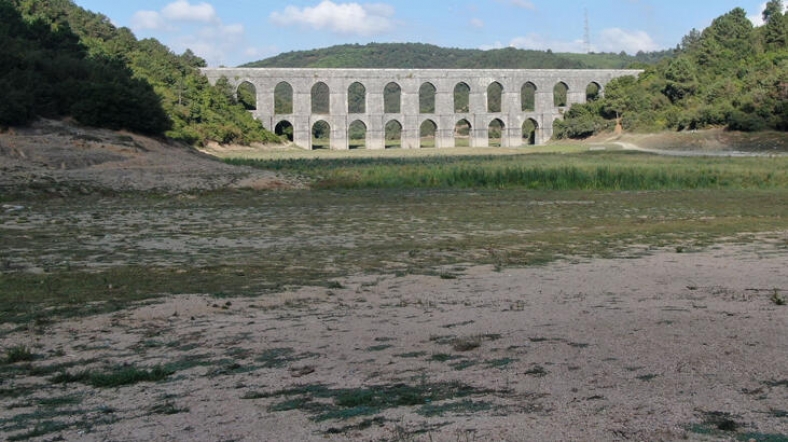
[202,68,642,150]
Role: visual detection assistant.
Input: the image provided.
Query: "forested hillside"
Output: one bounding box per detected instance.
[1,0,279,145]
[557,4,788,138]
[244,42,671,69]
[0,1,168,135]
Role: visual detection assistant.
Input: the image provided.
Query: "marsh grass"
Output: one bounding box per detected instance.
[5,345,35,364]
[227,151,788,191]
[7,420,70,441]
[735,434,788,442]
[431,353,462,362]
[255,347,319,369]
[1,393,114,442]
[485,358,517,369]
[149,401,189,415]
[396,351,427,358]
[450,359,478,371]
[682,410,788,441]
[636,373,660,382]
[51,364,172,388]
[257,381,494,422]
[417,399,494,417]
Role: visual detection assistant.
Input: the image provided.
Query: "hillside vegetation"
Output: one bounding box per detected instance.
[0,1,168,135]
[244,42,670,69]
[1,0,279,145]
[557,4,788,138]
[4,0,784,146]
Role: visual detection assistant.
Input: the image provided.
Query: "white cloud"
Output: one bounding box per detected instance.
[270,1,395,36]
[507,28,658,54]
[197,23,244,41]
[479,41,505,50]
[470,18,485,29]
[493,0,536,10]
[162,0,218,23]
[245,45,275,58]
[131,10,171,31]
[131,1,256,66]
[596,28,659,54]
[508,34,585,53]
[175,23,251,65]
[132,1,218,32]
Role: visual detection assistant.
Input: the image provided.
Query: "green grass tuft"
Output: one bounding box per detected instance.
[263,381,492,422]
[5,345,35,364]
[50,364,172,388]
[7,420,70,441]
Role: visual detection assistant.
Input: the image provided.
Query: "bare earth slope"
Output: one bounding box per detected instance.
[0,119,301,196]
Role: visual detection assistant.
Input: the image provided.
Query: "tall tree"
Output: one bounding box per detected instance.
[763,0,785,22]
[763,0,788,48]
[697,8,755,68]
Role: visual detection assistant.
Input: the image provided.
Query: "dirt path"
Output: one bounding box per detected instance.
[611,140,782,157]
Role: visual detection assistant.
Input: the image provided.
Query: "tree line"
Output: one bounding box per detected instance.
[245,42,671,70]
[556,4,788,138]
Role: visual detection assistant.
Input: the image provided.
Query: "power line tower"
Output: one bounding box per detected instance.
[583,9,592,53]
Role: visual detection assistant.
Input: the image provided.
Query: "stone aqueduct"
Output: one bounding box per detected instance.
[201,68,642,150]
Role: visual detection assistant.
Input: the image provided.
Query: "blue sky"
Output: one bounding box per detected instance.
[71,0,782,67]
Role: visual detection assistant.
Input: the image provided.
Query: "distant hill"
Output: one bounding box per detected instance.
[242,43,673,69]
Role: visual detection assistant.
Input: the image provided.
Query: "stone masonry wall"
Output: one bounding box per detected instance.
[201,68,642,150]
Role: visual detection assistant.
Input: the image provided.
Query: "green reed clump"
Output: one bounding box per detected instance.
[312,162,779,191]
[228,152,788,191]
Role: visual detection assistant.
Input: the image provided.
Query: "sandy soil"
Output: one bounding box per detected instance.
[2,243,787,441]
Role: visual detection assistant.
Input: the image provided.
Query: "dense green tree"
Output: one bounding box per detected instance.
[762,0,788,49]
[764,0,784,21]
[0,0,169,134]
[680,28,703,52]
[2,0,279,145]
[697,8,755,68]
[662,56,699,103]
[237,82,257,111]
[558,6,788,138]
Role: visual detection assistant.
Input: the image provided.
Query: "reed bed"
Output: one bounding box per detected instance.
[227,151,788,191]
